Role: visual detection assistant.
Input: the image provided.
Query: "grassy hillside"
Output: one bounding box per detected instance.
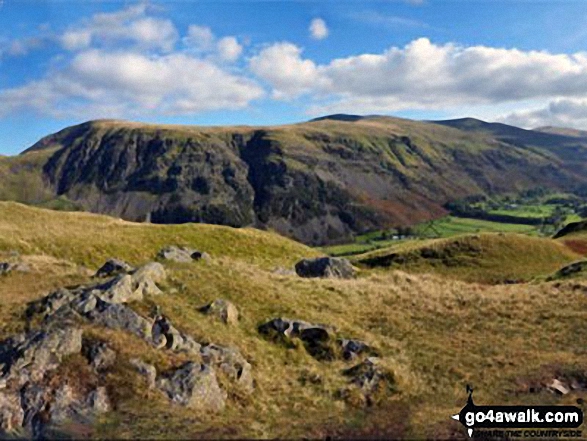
[1,116,583,246]
[354,233,580,284]
[1,203,587,438]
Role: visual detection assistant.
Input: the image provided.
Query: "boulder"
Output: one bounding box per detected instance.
[200,344,254,393]
[94,258,134,278]
[199,299,239,325]
[342,357,396,406]
[86,300,152,341]
[0,327,83,387]
[130,359,157,389]
[0,261,30,276]
[338,339,375,361]
[83,341,116,372]
[156,362,226,412]
[258,317,335,360]
[151,316,201,356]
[294,257,355,279]
[158,246,209,263]
[0,392,24,432]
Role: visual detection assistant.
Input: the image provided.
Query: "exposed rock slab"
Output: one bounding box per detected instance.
[295,257,355,279]
[199,299,239,325]
[156,362,226,412]
[158,246,210,263]
[94,258,134,278]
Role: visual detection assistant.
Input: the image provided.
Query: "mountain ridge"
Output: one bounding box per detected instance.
[2,115,587,245]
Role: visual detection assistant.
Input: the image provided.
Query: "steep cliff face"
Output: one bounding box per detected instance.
[6,117,586,245]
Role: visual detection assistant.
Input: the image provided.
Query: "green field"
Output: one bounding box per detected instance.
[321,216,539,256]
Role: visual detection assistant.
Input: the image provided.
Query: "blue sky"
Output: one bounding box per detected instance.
[1,1,587,154]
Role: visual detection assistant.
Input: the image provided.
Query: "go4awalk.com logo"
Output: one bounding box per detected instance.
[452,386,584,438]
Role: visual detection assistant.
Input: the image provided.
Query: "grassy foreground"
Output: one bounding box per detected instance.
[1,202,587,439]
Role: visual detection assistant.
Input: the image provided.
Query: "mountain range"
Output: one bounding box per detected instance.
[2,115,587,245]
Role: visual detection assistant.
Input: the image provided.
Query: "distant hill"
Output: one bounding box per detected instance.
[433,117,587,176]
[535,126,587,138]
[1,116,586,245]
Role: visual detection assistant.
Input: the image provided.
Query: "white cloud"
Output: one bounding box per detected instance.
[251,37,587,116]
[183,25,215,52]
[309,18,329,40]
[498,99,587,130]
[217,37,243,62]
[0,50,263,118]
[250,43,328,99]
[60,4,178,52]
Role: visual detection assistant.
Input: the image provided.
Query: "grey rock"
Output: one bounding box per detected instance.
[95,258,134,278]
[342,357,396,405]
[0,327,83,387]
[338,339,374,361]
[130,358,157,389]
[83,341,116,372]
[0,261,30,276]
[151,316,201,356]
[86,300,152,341]
[0,391,24,432]
[295,257,356,279]
[86,387,110,413]
[93,274,141,304]
[158,246,209,263]
[199,299,239,325]
[200,344,254,393]
[156,362,226,412]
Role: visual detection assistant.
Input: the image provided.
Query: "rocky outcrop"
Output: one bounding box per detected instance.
[156,362,226,412]
[0,261,30,276]
[83,340,116,372]
[199,299,239,325]
[295,257,356,279]
[0,327,111,436]
[11,257,255,436]
[158,246,210,263]
[259,317,374,361]
[341,357,396,406]
[94,258,134,278]
[27,262,167,319]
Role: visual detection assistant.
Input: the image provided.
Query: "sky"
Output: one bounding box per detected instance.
[2,1,587,154]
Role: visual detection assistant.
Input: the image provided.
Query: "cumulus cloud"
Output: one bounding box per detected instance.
[183,25,243,61]
[250,43,329,99]
[499,99,587,130]
[60,4,179,52]
[251,37,587,115]
[0,50,264,118]
[0,3,258,118]
[309,18,329,40]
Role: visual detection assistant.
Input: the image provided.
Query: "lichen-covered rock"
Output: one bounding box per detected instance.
[341,357,396,406]
[199,299,239,325]
[130,358,157,389]
[0,391,24,432]
[86,300,152,341]
[0,261,30,276]
[95,258,134,278]
[200,344,254,393]
[151,316,201,356]
[295,257,355,279]
[0,327,83,387]
[156,362,226,412]
[158,246,209,263]
[338,339,375,360]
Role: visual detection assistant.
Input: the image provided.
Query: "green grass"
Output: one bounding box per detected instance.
[353,233,581,284]
[488,204,554,218]
[1,203,587,438]
[321,216,539,257]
